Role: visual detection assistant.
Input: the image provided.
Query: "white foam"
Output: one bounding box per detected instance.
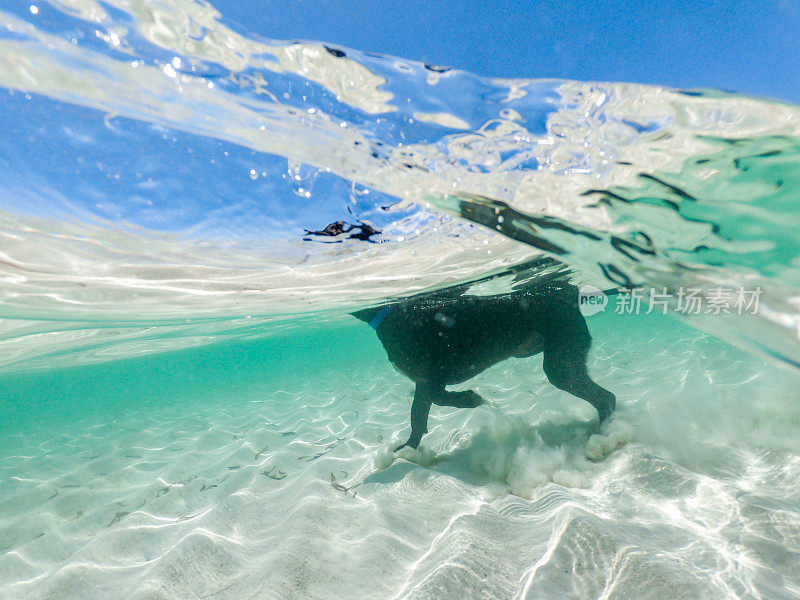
[463,416,630,496]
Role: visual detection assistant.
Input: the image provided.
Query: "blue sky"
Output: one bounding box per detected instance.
[213,0,800,104]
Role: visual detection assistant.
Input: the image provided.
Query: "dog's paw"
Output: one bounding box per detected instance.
[393,431,423,453]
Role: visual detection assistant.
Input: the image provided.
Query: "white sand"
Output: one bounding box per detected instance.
[1,310,799,600]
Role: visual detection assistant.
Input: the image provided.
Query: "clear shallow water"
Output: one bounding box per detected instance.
[1,1,800,599]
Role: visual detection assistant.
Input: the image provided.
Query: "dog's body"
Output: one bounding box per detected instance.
[354,279,616,451]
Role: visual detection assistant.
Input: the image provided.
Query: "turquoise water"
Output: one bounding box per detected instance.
[2,2,800,599]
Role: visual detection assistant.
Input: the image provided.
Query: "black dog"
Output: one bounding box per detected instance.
[353,268,616,451]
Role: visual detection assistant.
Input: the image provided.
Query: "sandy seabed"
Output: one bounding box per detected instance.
[2,311,800,600]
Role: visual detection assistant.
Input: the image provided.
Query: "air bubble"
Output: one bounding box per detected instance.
[287,160,319,198]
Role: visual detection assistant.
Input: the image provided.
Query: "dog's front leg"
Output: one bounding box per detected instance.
[394,382,440,451]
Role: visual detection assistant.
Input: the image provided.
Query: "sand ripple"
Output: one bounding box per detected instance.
[1,312,799,599]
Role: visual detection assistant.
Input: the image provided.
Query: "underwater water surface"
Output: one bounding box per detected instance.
[1,1,800,599]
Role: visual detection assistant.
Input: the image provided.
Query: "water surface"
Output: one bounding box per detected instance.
[1,2,799,599]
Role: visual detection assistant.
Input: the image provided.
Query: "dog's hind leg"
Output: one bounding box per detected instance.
[542,342,616,423]
[394,381,443,452]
